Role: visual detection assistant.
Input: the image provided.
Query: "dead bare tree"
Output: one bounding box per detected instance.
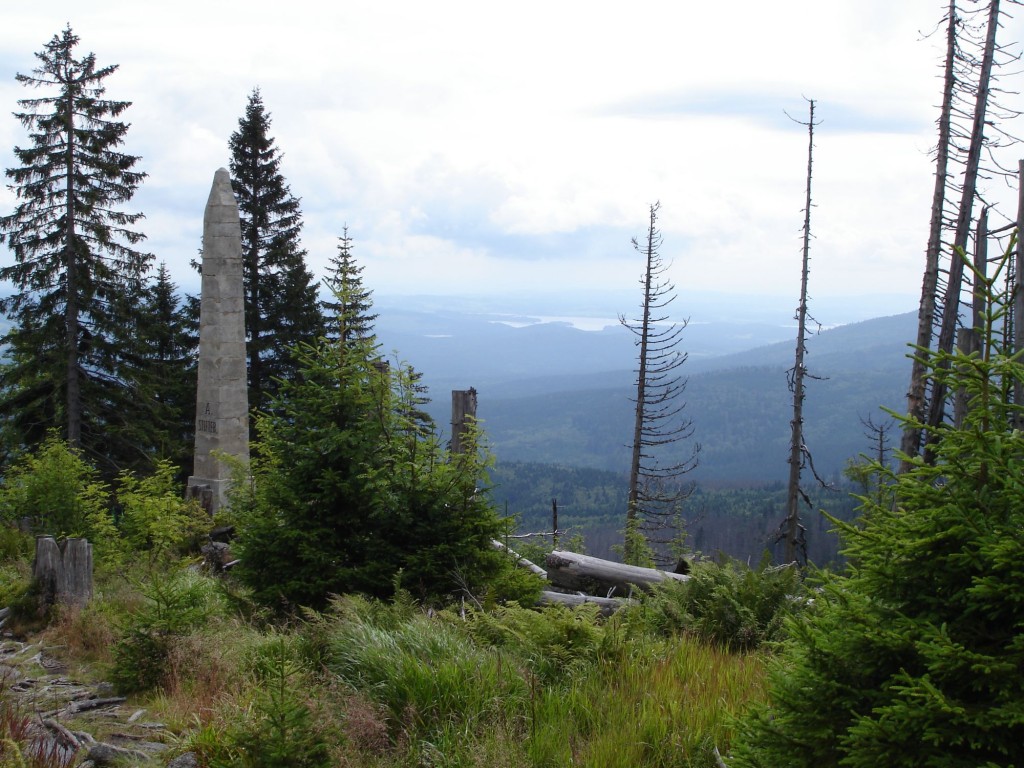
[782,99,821,567]
[846,415,897,510]
[902,0,959,466]
[902,0,1021,467]
[864,415,895,470]
[925,0,1003,451]
[1014,161,1024,424]
[954,207,989,427]
[620,203,699,564]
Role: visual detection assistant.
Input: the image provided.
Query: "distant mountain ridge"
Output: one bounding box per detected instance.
[392,310,918,485]
[375,305,804,397]
[0,284,917,486]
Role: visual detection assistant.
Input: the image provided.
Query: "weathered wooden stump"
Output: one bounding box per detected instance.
[33,536,93,612]
[185,483,214,515]
[451,388,478,454]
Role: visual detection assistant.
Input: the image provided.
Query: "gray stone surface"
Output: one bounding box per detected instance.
[86,742,149,765]
[187,168,250,512]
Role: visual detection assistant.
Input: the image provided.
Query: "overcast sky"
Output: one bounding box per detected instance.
[1,1,1022,321]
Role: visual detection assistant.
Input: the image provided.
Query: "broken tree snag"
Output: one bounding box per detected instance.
[185,482,214,515]
[544,550,688,596]
[33,536,93,612]
[450,388,478,454]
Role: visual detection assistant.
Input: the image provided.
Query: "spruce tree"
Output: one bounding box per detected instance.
[731,247,1024,767]
[236,334,517,609]
[322,225,377,345]
[321,227,432,430]
[228,88,322,428]
[235,276,519,609]
[135,263,198,479]
[0,27,153,476]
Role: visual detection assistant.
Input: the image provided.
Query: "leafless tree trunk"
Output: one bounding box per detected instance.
[626,207,658,540]
[901,0,958,468]
[620,203,698,563]
[1014,160,1024,424]
[901,0,1010,467]
[544,549,688,595]
[783,99,817,566]
[954,208,988,427]
[450,388,477,455]
[924,0,1001,462]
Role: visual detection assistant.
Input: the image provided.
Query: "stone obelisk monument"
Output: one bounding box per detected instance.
[187,168,249,513]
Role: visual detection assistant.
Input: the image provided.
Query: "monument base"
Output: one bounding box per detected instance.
[186,477,232,515]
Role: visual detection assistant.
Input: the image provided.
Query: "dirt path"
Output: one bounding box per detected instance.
[1,638,178,766]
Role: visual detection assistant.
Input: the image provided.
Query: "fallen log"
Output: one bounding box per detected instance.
[40,717,80,750]
[545,550,689,596]
[66,696,126,715]
[538,590,632,616]
[491,539,547,578]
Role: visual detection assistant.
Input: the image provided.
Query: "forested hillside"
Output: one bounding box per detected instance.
[457,312,916,485]
[489,462,861,565]
[457,313,914,565]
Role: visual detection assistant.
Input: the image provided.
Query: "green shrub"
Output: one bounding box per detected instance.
[0,561,30,609]
[0,527,34,620]
[0,434,118,564]
[638,557,804,651]
[209,638,331,768]
[112,568,225,692]
[234,333,537,612]
[117,459,210,559]
[0,525,31,564]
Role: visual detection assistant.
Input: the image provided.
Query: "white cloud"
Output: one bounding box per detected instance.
[0,0,1021,318]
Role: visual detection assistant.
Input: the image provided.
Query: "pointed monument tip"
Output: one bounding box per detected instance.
[207,168,239,210]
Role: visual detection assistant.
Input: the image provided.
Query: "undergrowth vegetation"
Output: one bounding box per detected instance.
[0,552,791,768]
[0,386,802,766]
[186,585,773,767]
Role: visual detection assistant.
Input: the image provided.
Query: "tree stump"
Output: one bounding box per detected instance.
[33,536,93,612]
[450,388,478,454]
[185,483,214,515]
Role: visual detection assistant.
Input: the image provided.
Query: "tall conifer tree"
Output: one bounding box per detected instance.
[0,27,154,475]
[134,263,198,479]
[322,225,378,345]
[228,88,322,428]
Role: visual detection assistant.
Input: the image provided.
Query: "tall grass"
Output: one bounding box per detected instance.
[326,597,529,740]
[16,565,778,768]
[319,595,769,767]
[575,640,766,767]
[1,676,78,768]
